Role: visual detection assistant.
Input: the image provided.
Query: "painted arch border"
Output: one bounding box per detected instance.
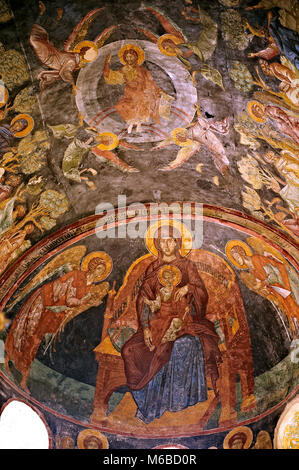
[0,202,298,310]
[0,203,298,439]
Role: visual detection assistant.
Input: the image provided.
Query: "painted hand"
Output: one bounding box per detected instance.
[174,285,188,302]
[144,327,154,351]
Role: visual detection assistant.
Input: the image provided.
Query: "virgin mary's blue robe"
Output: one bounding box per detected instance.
[132,335,207,423]
[121,254,221,425]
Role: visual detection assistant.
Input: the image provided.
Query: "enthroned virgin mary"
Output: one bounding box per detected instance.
[121,224,221,423]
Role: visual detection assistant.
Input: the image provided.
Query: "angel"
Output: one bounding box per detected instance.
[263,150,299,217]
[258,59,299,107]
[244,54,299,111]
[4,246,112,393]
[136,6,192,70]
[137,5,218,65]
[264,106,299,145]
[136,6,223,89]
[29,7,118,94]
[245,2,299,68]
[226,238,299,338]
[49,123,140,185]
[151,108,230,174]
[248,101,299,146]
[47,123,97,189]
[90,130,140,173]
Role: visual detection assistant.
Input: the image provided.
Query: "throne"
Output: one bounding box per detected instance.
[90,251,257,427]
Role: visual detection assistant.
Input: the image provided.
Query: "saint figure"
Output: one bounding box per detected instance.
[121,225,221,423]
[104,44,173,134]
[5,254,110,393]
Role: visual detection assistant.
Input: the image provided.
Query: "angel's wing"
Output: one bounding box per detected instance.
[48,123,79,140]
[246,236,286,263]
[91,146,139,173]
[239,271,278,304]
[94,25,119,49]
[246,235,299,302]
[29,24,58,66]
[136,27,159,44]
[140,6,187,42]
[187,249,235,302]
[159,141,200,171]
[54,280,110,341]
[64,8,103,52]
[118,139,141,151]
[185,9,218,61]
[6,245,87,312]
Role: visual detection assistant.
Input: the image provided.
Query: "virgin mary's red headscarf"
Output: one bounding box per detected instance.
[153,225,183,260]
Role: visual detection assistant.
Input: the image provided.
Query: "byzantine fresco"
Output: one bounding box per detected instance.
[0,208,298,445]
[0,0,298,449]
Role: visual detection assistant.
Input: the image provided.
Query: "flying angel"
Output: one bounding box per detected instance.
[152,109,230,174]
[136,6,192,69]
[89,129,141,174]
[226,237,299,338]
[4,245,112,393]
[48,123,140,189]
[136,5,219,78]
[30,7,118,94]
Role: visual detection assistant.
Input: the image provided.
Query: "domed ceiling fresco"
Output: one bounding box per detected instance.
[0,0,298,450]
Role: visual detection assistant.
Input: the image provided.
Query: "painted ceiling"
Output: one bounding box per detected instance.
[0,0,298,450]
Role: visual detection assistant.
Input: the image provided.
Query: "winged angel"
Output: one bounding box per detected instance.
[226,237,299,338]
[48,123,140,185]
[137,6,223,89]
[30,7,118,94]
[4,246,112,393]
[151,108,230,174]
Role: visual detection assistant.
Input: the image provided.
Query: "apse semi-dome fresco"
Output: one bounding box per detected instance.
[0,0,298,450]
